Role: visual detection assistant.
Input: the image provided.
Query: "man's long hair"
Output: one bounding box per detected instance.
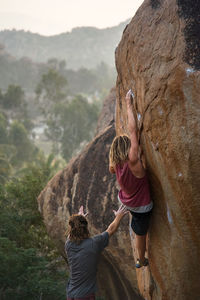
[109,135,131,166]
[67,214,90,243]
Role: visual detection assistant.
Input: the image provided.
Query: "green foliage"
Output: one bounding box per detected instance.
[0,153,64,249]
[0,155,67,299]
[0,164,44,248]
[0,112,8,144]
[36,68,67,102]
[0,88,3,101]
[61,95,99,160]
[2,84,25,109]
[9,121,38,166]
[36,68,68,116]
[35,68,68,154]
[9,121,28,146]
[95,62,116,91]
[47,58,66,72]
[47,94,99,160]
[0,131,12,185]
[0,154,12,185]
[35,67,100,159]
[66,67,99,95]
[0,238,66,300]
[0,110,38,181]
[0,85,33,132]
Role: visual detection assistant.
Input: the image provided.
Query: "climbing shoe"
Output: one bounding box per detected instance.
[135,258,149,268]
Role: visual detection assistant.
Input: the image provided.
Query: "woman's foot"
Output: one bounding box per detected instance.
[135,258,149,268]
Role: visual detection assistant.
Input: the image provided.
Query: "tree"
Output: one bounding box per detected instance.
[0,145,16,184]
[0,155,67,299]
[47,58,67,73]
[2,85,25,110]
[0,114,15,183]
[36,68,68,115]
[67,67,98,95]
[0,113,37,180]
[0,238,66,300]
[0,113,8,144]
[0,85,31,131]
[35,68,68,154]
[51,95,99,160]
[9,121,38,166]
[94,62,116,91]
[0,89,3,105]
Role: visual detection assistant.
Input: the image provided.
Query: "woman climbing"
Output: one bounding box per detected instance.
[109,89,153,268]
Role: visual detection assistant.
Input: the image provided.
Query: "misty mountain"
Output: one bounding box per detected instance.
[0,20,129,70]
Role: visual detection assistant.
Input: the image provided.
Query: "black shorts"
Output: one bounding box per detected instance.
[130,210,152,236]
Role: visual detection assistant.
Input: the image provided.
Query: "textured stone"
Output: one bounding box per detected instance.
[115,0,200,299]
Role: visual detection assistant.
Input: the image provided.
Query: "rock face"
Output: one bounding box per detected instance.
[38,89,143,300]
[115,0,200,299]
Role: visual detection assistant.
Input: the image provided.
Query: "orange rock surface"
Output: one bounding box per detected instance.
[115,0,200,299]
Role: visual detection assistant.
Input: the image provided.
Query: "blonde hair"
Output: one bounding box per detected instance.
[67,214,90,243]
[109,135,131,166]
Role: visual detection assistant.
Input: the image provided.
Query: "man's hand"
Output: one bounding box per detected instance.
[106,204,129,236]
[78,205,88,217]
[113,204,129,217]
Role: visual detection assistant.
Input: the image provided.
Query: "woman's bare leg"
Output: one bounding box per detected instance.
[136,234,146,263]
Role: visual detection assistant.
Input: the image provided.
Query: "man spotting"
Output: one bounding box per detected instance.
[65,205,128,300]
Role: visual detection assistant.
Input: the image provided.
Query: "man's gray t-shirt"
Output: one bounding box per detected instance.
[65,231,109,298]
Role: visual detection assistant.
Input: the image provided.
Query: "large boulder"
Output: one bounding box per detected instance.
[115,0,200,299]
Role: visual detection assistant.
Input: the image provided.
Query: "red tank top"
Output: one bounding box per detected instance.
[115,162,152,210]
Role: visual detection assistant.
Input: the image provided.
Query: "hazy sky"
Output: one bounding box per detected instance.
[0,0,144,36]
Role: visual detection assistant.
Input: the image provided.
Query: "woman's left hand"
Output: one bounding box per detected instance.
[78,205,88,217]
[126,89,134,103]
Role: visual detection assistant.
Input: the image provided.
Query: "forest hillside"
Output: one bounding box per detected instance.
[0,20,129,69]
